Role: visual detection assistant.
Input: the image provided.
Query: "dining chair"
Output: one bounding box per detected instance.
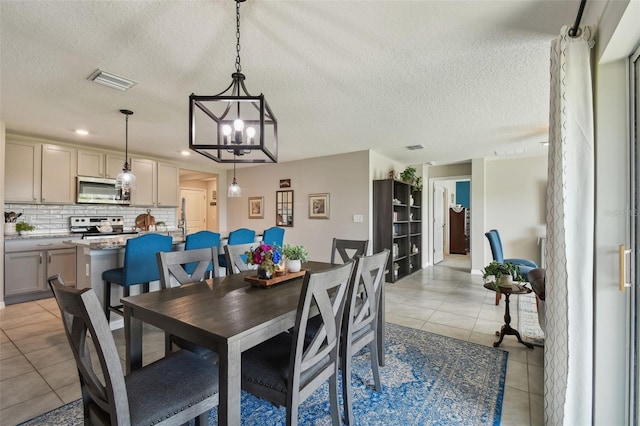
[262,226,285,247]
[156,248,220,360]
[185,230,221,278]
[485,229,538,304]
[224,242,259,274]
[47,274,219,426]
[331,238,369,264]
[219,228,256,269]
[102,233,172,321]
[240,261,354,426]
[341,249,390,425]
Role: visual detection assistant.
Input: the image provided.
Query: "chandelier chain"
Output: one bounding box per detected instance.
[235,0,242,73]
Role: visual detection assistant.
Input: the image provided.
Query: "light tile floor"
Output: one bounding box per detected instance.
[0,255,543,425]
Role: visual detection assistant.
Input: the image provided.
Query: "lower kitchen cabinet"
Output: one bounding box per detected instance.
[4,239,76,305]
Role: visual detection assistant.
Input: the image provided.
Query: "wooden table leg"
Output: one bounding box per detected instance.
[124,305,143,374]
[493,293,533,349]
[219,341,242,425]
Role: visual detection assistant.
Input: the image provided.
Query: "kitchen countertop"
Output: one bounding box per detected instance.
[65,234,185,250]
[4,232,75,241]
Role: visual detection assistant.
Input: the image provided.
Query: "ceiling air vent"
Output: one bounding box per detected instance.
[87,69,137,91]
[405,144,424,151]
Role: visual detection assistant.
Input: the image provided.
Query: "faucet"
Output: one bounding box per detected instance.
[178,197,187,239]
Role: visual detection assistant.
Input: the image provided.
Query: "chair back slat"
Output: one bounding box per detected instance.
[290,262,354,397]
[47,275,130,424]
[224,243,259,274]
[157,247,220,289]
[331,238,369,264]
[345,250,389,345]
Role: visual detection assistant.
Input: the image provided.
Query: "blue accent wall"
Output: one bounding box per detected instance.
[456,181,470,208]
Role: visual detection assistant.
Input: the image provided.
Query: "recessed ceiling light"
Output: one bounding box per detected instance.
[427,161,436,166]
[75,129,89,136]
[181,150,190,156]
[87,69,137,91]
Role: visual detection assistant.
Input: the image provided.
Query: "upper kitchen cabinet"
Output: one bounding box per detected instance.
[157,162,179,207]
[5,141,76,204]
[78,151,128,180]
[41,144,77,203]
[77,150,105,178]
[130,157,156,206]
[5,140,42,203]
[105,154,126,179]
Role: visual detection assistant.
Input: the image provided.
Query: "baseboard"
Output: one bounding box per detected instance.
[0,301,5,310]
[470,269,483,275]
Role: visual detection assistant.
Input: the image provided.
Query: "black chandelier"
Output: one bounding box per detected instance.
[189,0,277,164]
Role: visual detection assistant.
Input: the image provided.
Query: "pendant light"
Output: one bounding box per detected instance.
[189,0,277,164]
[228,155,242,197]
[116,109,136,195]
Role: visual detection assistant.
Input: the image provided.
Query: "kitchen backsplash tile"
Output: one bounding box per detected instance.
[4,204,177,234]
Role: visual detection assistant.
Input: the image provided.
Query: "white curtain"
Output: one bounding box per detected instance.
[545,25,594,425]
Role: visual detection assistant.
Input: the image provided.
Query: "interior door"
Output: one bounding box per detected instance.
[630,45,639,426]
[179,188,206,234]
[433,184,445,264]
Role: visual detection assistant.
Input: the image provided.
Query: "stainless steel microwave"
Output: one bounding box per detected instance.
[76,176,130,205]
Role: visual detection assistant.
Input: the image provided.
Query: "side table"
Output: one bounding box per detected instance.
[484,282,534,349]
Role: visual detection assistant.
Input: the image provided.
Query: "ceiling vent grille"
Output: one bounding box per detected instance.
[405,144,424,150]
[88,69,137,91]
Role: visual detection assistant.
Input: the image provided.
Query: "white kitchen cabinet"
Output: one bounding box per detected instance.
[4,140,42,203]
[4,238,76,304]
[41,144,77,203]
[78,149,106,178]
[105,154,126,179]
[157,162,179,207]
[130,158,156,206]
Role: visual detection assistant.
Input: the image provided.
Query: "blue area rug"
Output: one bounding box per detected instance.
[20,323,507,425]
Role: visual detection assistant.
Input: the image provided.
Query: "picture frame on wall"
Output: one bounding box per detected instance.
[279,179,291,188]
[248,196,264,219]
[309,193,329,219]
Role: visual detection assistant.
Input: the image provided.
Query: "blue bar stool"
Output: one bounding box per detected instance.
[102,233,173,321]
[220,228,255,268]
[185,230,221,277]
[262,226,285,247]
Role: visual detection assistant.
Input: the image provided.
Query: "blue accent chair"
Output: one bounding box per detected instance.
[102,233,173,321]
[219,228,256,269]
[262,226,285,248]
[485,229,538,304]
[185,230,221,277]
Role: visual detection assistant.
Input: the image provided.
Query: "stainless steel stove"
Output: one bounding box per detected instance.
[69,216,138,239]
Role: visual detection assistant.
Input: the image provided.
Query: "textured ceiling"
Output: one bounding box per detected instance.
[0,0,582,170]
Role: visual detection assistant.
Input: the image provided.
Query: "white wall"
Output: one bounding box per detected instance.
[225,150,371,263]
[1,123,5,308]
[485,156,548,265]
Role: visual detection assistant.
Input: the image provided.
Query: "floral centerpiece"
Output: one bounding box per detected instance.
[246,244,282,279]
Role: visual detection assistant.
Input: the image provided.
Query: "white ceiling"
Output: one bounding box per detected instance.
[0,0,582,170]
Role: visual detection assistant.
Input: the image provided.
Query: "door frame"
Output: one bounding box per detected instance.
[428,175,471,267]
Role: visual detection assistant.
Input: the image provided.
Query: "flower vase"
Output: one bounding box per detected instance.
[257,268,272,280]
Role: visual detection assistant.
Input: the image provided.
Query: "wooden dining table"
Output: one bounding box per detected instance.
[122,260,386,425]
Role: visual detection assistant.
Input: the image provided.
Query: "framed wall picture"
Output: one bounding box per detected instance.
[279,179,291,188]
[248,196,264,219]
[309,193,329,219]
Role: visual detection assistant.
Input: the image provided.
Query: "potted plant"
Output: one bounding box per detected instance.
[15,221,35,235]
[482,261,523,289]
[282,244,308,273]
[400,166,417,184]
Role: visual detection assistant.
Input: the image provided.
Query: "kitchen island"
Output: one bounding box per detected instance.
[65,233,185,329]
